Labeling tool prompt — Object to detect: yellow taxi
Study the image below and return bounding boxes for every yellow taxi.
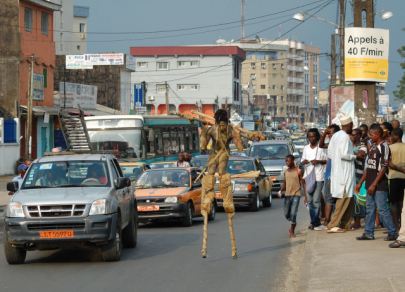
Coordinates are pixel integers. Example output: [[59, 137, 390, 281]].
[[134, 167, 215, 226]]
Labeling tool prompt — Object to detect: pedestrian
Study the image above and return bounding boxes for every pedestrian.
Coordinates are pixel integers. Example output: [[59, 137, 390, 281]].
[[391, 120, 405, 143], [315, 124, 340, 230], [302, 128, 327, 230], [381, 122, 393, 144], [327, 116, 357, 233], [387, 128, 405, 233], [279, 154, 307, 238], [172, 153, 190, 167], [355, 126, 398, 241], [8, 164, 29, 196], [184, 152, 193, 167], [350, 128, 368, 229]]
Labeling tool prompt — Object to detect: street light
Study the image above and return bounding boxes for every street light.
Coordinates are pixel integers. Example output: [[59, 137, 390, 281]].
[[381, 11, 394, 21]]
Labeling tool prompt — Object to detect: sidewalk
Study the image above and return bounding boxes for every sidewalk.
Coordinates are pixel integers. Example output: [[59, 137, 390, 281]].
[[297, 227, 405, 292]]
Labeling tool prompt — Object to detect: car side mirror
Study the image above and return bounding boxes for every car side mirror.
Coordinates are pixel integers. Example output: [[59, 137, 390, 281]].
[[293, 152, 300, 158], [7, 181, 19, 192], [259, 172, 266, 176], [116, 177, 131, 189]]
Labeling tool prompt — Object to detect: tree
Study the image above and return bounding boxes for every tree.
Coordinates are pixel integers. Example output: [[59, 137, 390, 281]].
[[394, 28, 405, 101]]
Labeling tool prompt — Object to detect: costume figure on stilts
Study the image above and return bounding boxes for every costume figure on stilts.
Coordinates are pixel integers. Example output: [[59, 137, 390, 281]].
[[200, 109, 243, 259]]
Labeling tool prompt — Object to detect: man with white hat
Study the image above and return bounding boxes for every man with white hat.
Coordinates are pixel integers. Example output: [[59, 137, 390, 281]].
[[327, 115, 358, 233]]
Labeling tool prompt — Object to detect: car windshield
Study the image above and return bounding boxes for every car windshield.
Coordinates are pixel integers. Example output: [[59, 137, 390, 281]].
[[190, 157, 208, 169], [121, 165, 143, 181], [249, 144, 290, 160], [150, 162, 176, 169], [226, 160, 255, 174], [293, 141, 306, 146], [21, 161, 110, 189], [135, 170, 190, 189]]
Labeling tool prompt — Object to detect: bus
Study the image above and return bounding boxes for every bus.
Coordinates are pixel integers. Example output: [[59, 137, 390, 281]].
[[85, 115, 200, 163]]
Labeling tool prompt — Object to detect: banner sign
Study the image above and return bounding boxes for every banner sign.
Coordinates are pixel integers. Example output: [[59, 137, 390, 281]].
[[136, 107, 146, 114], [85, 53, 124, 66], [345, 28, 389, 83], [243, 122, 255, 131], [379, 94, 389, 115], [66, 55, 93, 69], [59, 82, 97, 109], [134, 84, 144, 106], [126, 56, 136, 71], [33, 73, 44, 101]]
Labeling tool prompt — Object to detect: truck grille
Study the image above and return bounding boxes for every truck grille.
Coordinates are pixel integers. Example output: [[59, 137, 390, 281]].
[[267, 171, 282, 177], [25, 204, 87, 218], [28, 223, 85, 230]]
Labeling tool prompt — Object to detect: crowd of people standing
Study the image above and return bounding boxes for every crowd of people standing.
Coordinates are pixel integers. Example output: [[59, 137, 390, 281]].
[[280, 116, 405, 246]]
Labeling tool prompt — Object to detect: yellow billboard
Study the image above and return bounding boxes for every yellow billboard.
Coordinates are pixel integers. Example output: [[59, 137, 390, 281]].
[[345, 28, 389, 83]]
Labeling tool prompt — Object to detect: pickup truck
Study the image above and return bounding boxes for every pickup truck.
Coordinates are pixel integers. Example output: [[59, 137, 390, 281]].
[[4, 154, 137, 264]]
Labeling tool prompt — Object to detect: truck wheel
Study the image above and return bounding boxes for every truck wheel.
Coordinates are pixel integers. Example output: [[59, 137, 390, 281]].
[[182, 202, 193, 227], [263, 192, 272, 207], [102, 216, 122, 262], [3, 231, 26, 265], [208, 201, 216, 221], [249, 189, 260, 212], [122, 210, 137, 248]]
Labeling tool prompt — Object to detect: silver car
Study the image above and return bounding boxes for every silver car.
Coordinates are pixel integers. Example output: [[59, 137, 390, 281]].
[[247, 140, 300, 195], [4, 154, 137, 264]]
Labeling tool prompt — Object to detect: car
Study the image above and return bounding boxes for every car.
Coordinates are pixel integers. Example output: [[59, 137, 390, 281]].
[[277, 130, 290, 137], [120, 162, 150, 182], [214, 156, 272, 211], [290, 133, 301, 141], [134, 167, 213, 226], [4, 154, 137, 264], [293, 140, 307, 153], [271, 133, 286, 140], [150, 161, 176, 169], [247, 140, 300, 195]]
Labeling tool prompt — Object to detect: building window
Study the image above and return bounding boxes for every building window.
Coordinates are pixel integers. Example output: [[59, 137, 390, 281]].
[[250, 74, 256, 79], [305, 74, 309, 82], [177, 85, 186, 90], [43, 68, 47, 88], [157, 84, 166, 93], [280, 52, 284, 57], [77, 45, 80, 50], [41, 12, 48, 35], [260, 74, 266, 78], [178, 61, 186, 67], [190, 85, 198, 90], [190, 61, 198, 67], [314, 54, 318, 62], [261, 63, 266, 69], [281, 85, 284, 90], [281, 96, 284, 101], [272, 63, 277, 69], [157, 62, 169, 70], [281, 64, 284, 69], [251, 63, 256, 69], [272, 74, 276, 78], [137, 62, 147, 68], [272, 85, 276, 90], [260, 85, 265, 89], [80, 23, 85, 33], [60, 33, 63, 51], [305, 52, 309, 61], [24, 8, 33, 32], [314, 75, 318, 83]]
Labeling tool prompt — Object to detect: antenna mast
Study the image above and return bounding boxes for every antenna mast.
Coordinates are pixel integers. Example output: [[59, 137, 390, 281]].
[[241, 0, 245, 40]]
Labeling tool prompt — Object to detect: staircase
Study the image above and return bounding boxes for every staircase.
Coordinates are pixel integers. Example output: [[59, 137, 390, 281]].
[[59, 106, 92, 152]]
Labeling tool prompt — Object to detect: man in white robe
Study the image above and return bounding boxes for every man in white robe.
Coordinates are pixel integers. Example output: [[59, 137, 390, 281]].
[[327, 116, 357, 232]]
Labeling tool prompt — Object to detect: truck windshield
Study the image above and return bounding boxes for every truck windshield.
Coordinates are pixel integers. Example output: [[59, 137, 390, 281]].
[[21, 161, 110, 189], [249, 144, 290, 160]]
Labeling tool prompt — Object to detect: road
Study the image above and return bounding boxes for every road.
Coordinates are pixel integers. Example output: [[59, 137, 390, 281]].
[[0, 198, 303, 292]]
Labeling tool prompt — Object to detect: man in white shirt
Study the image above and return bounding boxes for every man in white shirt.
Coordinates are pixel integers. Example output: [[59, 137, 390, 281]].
[[302, 128, 327, 230], [173, 153, 190, 168], [327, 115, 358, 233], [391, 120, 405, 143]]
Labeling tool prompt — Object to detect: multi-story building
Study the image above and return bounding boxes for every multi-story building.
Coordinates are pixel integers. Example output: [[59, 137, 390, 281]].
[[53, 0, 89, 55], [129, 46, 246, 116]]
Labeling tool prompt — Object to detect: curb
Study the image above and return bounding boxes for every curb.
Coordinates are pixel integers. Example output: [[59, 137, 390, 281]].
[[297, 229, 317, 292]]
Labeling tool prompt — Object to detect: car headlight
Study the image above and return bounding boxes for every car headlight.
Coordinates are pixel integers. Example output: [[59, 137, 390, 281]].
[[165, 197, 178, 203], [89, 199, 107, 215], [8, 202, 25, 218], [234, 183, 252, 192]]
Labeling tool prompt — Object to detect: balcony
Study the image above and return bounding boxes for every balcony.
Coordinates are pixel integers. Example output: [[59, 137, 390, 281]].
[[287, 77, 304, 84], [286, 65, 304, 72], [287, 88, 304, 95], [287, 54, 304, 62]]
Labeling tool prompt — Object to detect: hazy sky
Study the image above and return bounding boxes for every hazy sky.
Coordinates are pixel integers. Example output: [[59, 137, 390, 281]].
[[75, 0, 404, 106]]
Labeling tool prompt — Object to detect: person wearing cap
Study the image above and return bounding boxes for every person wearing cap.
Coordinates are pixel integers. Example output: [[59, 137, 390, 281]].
[[327, 116, 360, 233], [8, 164, 28, 195]]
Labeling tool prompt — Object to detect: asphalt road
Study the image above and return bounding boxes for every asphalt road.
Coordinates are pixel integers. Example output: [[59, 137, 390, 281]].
[[0, 198, 302, 292]]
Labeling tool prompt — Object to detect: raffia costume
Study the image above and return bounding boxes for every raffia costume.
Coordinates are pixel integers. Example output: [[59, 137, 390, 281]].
[[201, 123, 239, 259]]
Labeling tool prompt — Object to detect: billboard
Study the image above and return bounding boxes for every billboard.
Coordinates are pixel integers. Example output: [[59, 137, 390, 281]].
[[66, 55, 93, 69], [58, 82, 97, 109], [33, 73, 44, 101], [85, 53, 124, 66], [126, 55, 136, 71], [134, 84, 144, 107], [345, 28, 389, 83], [330, 85, 356, 126], [379, 94, 389, 115]]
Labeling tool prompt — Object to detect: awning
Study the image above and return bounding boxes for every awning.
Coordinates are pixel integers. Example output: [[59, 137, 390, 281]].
[[21, 105, 123, 117], [20, 106, 60, 116]]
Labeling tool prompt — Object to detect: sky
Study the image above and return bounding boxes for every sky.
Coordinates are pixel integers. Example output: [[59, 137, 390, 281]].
[[75, 0, 404, 106]]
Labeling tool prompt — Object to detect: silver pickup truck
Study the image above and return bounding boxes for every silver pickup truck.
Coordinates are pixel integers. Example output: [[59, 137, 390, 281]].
[[4, 154, 137, 264]]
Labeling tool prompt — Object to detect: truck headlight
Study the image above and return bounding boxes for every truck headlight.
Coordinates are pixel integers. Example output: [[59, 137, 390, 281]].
[[89, 199, 107, 215], [8, 202, 25, 218], [234, 183, 252, 192], [165, 197, 178, 203]]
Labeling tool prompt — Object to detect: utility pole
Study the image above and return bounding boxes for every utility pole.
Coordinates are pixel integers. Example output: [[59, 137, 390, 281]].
[[63, 64, 66, 108], [353, 0, 376, 126], [25, 54, 34, 158], [165, 81, 169, 115], [241, 0, 245, 40], [331, 34, 337, 85], [339, 0, 345, 82]]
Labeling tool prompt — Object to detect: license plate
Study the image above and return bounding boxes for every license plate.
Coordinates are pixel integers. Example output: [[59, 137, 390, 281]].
[[39, 230, 74, 238], [271, 177, 277, 181], [138, 205, 160, 212]]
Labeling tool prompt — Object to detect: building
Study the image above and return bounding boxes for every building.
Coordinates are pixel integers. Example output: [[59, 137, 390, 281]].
[[53, 0, 89, 55], [129, 46, 246, 116]]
